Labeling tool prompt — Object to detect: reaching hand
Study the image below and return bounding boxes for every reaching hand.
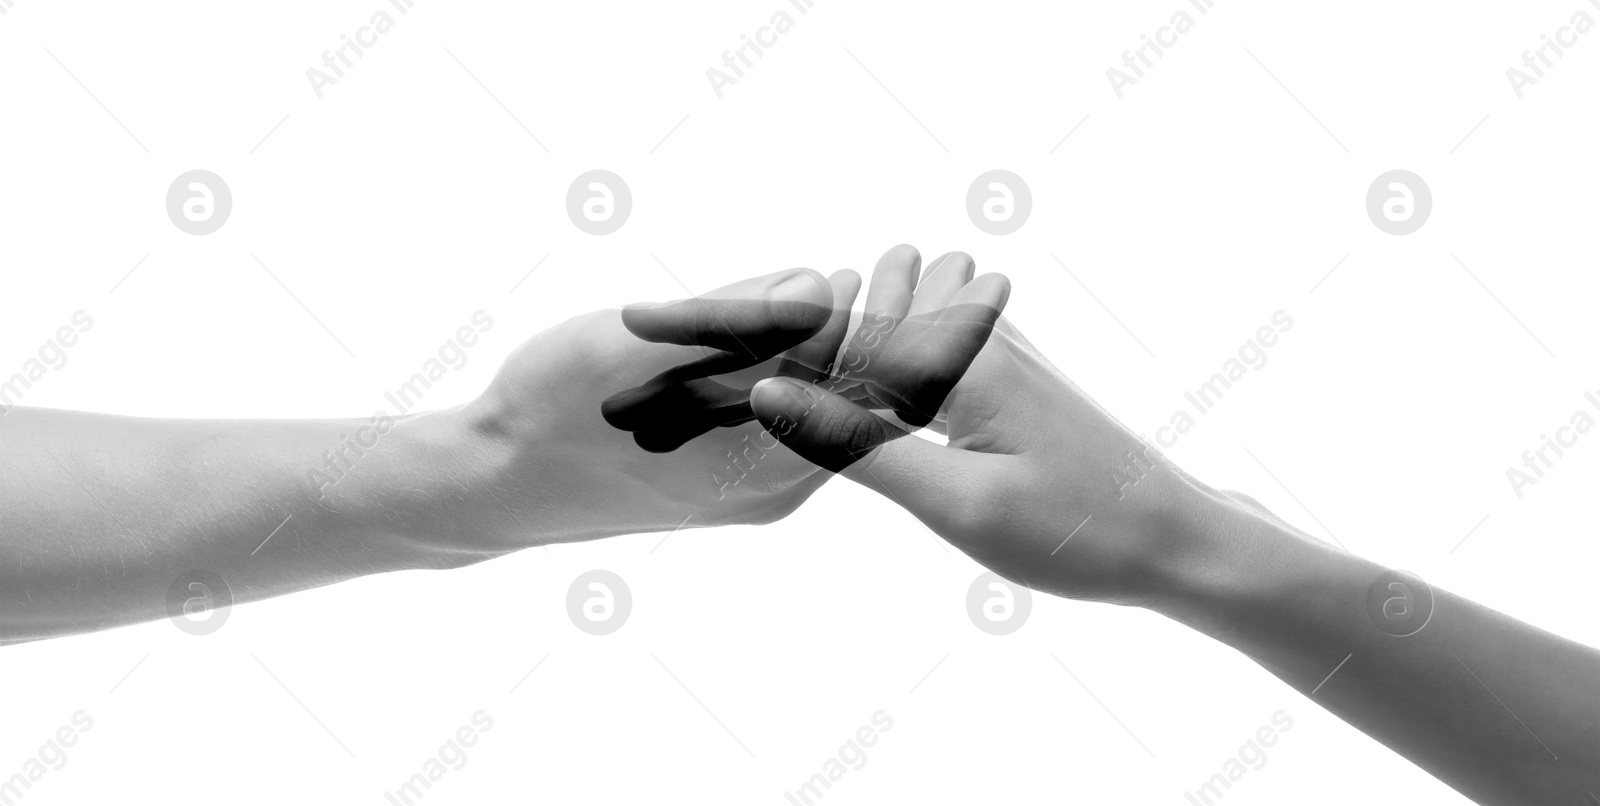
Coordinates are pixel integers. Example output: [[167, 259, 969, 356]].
[[746, 244, 1220, 605], [744, 245, 1600, 805], [455, 266, 863, 547]]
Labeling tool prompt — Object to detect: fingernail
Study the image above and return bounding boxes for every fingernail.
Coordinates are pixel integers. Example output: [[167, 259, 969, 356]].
[[771, 270, 819, 300], [751, 377, 798, 411]]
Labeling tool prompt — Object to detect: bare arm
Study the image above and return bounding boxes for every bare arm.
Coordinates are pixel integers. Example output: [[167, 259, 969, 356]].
[[0, 267, 850, 642], [741, 243, 1600, 804], [1154, 493, 1600, 804], [0, 406, 495, 641]]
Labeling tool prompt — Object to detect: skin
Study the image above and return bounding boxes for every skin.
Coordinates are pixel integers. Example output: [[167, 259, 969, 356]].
[[747, 245, 1600, 806], [3, 245, 1594, 803], [0, 267, 863, 642]]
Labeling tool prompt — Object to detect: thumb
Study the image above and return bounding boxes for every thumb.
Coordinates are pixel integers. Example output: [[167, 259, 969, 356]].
[[749, 376, 966, 521]]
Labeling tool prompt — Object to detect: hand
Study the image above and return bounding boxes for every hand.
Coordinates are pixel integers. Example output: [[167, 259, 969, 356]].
[[747, 245, 1228, 606], [0, 265, 870, 636], [450, 266, 862, 548]]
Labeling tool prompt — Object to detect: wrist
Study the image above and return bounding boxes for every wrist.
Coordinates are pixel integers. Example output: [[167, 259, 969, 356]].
[[448, 388, 592, 549], [1137, 488, 1261, 619], [1143, 490, 1379, 648], [325, 405, 515, 569]]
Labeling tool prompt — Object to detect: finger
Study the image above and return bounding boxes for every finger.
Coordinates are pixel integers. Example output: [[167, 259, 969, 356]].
[[861, 244, 921, 322], [939, 271, 1011, 323], [777, 269, 862, 383], [630, 389, 752, 452], [749, 377, 971, 521], [831, 245, 920, 409], [603, 267, 834, 442], [906, 251, 975, 318], [621, 268, 832, 360], [852, 274, 1010, 428], [601, 376, 748, 434]]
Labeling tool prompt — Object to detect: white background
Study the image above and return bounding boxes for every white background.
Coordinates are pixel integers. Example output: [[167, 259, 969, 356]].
[[2, 1, 1598, 803]]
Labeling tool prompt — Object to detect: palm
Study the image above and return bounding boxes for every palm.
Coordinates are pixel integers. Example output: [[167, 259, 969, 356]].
[[470, 269, 849, 544]]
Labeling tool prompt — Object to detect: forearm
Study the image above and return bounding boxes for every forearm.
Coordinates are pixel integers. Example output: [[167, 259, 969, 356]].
[[1150, 497, 1600, 804], [0, 406, 499, 642]]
